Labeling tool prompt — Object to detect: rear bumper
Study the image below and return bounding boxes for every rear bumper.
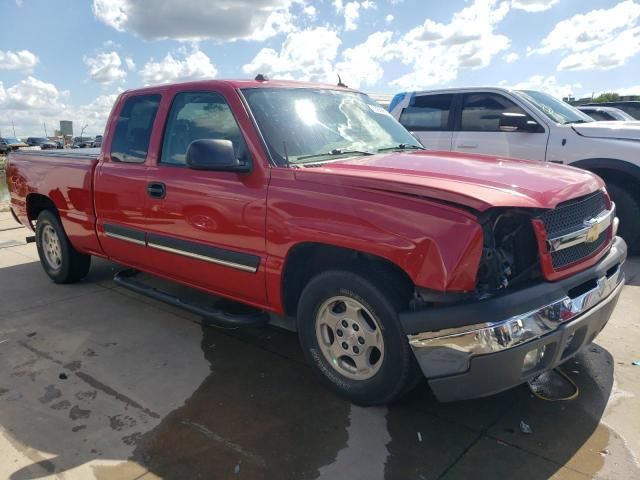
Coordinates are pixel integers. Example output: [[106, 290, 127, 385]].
[[404, 236, 626, 402]]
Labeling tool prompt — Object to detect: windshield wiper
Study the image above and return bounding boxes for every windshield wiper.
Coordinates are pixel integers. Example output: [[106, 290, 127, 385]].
[[564, 119, 590, 125], [296, 149, 373, 162], [377, 144, 425, 152]]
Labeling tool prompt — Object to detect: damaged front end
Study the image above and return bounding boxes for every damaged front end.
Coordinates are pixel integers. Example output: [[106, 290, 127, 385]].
[[475, 208, 541, 297]]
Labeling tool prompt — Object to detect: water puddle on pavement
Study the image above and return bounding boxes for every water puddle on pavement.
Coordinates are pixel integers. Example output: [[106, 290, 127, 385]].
[[92, 322, 639, 480]]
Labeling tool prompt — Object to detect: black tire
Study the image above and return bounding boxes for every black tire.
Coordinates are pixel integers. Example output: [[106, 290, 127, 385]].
[[35, 210, 91, 283], [607, 183, 640, 254], [297, 269, 420, 405]]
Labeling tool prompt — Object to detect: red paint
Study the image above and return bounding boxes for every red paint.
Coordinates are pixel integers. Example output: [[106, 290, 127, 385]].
[[4, 79, 613, 315]]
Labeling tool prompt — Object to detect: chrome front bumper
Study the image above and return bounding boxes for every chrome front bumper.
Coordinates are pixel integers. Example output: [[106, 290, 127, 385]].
[[406, 238, 626, 392]]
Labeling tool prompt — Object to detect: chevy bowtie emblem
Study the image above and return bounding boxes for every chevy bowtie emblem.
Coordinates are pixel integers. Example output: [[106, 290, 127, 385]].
[[584, 218, 600, 243]]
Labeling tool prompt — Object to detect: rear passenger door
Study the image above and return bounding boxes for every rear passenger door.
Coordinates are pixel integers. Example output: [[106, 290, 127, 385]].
[[451, 92, 549, 161], [397, 93, 454, 151], [95, 93, 162, 269]]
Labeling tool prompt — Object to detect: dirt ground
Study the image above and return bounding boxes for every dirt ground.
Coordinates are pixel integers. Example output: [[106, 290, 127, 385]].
[[0, 210, 639, 480]]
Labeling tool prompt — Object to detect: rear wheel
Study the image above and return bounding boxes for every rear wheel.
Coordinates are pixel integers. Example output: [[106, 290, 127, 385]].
[[297, 269, 420, 405], [35, 210, 91, 283], [607, 183, 640, 253]]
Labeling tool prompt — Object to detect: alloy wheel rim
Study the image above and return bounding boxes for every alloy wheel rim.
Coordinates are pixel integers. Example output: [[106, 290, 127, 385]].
[[315, 295, 385, 380], [42, 225, 62, 270]]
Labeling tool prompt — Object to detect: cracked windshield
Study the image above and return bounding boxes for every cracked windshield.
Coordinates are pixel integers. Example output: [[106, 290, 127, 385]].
[[242, 88, 423, 165]]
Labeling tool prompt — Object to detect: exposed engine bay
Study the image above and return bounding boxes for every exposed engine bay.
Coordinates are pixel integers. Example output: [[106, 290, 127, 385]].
[[476, 209, 541, 297]]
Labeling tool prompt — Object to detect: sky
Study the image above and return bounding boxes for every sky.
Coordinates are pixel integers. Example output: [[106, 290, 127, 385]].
[[1, 0, 640, 137]]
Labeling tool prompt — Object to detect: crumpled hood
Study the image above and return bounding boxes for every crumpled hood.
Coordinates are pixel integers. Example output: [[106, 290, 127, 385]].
[[293, 151, 603, 211], [572, 121, 640, 140]]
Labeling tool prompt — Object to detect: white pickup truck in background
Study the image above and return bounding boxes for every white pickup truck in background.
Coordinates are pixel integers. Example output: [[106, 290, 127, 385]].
[[389, 88, 640, 252]]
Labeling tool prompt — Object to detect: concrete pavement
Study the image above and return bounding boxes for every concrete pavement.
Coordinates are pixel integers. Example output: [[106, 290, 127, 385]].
[[0, 210, 639, 480]]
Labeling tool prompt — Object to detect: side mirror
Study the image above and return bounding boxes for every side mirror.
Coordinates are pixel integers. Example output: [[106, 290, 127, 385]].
[[499, 113, 542, 133], [186, 139, 250, 172]]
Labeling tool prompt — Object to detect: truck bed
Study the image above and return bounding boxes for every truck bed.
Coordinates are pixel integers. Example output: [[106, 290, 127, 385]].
[[6, 149, 103, 255], [11, 148, 101, 160]]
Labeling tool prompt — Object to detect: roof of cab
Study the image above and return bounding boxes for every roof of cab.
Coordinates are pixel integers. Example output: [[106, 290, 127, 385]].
[[121, 78, 360, 95]]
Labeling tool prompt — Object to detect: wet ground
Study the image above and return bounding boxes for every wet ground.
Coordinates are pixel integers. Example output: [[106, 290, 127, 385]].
[[0, 209, 639, 479]]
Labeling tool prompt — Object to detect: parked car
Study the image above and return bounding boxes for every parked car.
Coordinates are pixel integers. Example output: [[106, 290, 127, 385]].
[[92, 135, 103, 148], [26, 137, 58, 150], [582, 101, 640, 120], [6, 79, 626, 404], [389, 87, 640, 252], [72, 137, 95, 149], [53, 140, 64, 149], [0, 137, 29, 151], [577, 106, 637, 122], [0, 138, 11, 154]]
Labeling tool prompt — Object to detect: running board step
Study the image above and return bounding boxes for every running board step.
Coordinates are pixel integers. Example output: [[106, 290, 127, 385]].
[[113, 269, 269, 328]]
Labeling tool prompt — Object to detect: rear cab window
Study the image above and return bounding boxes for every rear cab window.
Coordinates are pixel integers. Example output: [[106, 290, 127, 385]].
[[110, 94, 161, 163], [398, 94, 454, 131]]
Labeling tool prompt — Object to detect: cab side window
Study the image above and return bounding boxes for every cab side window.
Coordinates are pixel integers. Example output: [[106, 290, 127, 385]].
[[460, 93, 529, 132], [110, 95, 160, 163], [160, 91, 248, 166], [398, 94, 453, 131]]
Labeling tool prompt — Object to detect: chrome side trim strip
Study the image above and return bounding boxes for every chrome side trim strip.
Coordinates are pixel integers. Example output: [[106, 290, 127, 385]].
[[147, 242, 258, 273], [105, 232, 146, 246], [547, 203, 615, 253]]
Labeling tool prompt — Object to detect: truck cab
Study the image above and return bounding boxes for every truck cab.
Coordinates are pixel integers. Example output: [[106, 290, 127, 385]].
[[389, 87, 640, 251]]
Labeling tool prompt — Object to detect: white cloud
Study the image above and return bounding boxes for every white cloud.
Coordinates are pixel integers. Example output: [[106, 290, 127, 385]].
[[533, 0, 640, 70], [557, 27, 640, 71], [303, 5, 316, 16], [0, 76, 121, 137], [511, 0, 558, 12], [510, 75, 582, 99], [125, 56, 135, 70], [504, 52, 519, 63], [615, 85, 640, 96], [343, 1, 375, 31], [140, 49, 218, 85], [385, 14, 394, 24], [84, 51, 127, 85], [335, 32, 393, 88], [243, 27, 341, 82], [92, 0, 296, 41], [387, 0, 511, 90], [1, 76, 67, 113], [0, 49, 39, 71]]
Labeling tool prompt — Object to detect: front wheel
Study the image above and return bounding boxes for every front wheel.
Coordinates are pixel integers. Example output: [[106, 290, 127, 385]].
[[297, 269, 420, 405], [607, 183, 640, 253], [35, 210, 91, 283]]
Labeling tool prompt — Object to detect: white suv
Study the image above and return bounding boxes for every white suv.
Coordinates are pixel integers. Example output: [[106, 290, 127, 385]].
[[389, 87, 640, 252]]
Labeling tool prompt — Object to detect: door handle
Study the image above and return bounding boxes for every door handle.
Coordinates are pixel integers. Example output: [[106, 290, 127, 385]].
[[147, 182, 166, 199], [456, 143, 478, 148]]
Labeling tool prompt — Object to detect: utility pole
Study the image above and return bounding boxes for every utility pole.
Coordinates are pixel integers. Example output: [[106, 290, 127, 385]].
[[43, 122, 48, 137], [12, 120, 16, 137]]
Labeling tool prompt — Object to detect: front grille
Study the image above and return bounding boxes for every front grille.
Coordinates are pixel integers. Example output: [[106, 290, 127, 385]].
[[540, 190, 607, 237], [551, 230, 608, 268], [539, 190, 609, 269]]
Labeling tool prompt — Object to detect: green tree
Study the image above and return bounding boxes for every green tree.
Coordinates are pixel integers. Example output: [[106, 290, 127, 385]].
[[592, 92, 621, 103]]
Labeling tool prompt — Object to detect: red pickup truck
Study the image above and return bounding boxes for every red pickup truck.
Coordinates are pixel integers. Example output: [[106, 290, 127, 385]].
[[5, 79, 626, 404]]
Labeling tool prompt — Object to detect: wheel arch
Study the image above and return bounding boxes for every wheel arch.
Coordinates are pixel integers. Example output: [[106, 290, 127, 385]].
[[280, 242, 415, 318], [571, 158, 640, 193], [26, 193, 59, 226]]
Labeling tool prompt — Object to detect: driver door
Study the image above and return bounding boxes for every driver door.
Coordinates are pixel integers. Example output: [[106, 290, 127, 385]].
[[451, 92, 549, 161], [144, 88, 269, 305]]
